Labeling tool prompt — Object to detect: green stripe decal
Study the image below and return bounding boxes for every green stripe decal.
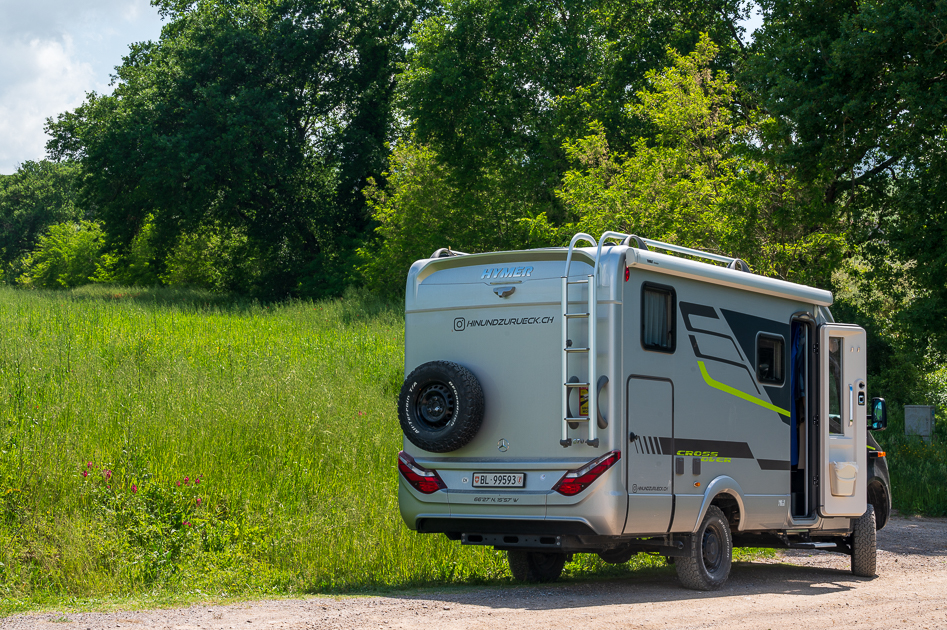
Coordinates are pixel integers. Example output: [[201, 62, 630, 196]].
[[698, 361, 790, 417]]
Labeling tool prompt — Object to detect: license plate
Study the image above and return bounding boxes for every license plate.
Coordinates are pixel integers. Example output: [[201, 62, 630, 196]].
[[472, 472, 525, 488]]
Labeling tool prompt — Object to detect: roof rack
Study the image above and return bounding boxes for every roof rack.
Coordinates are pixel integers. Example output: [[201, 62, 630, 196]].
[[574, 232, 751, 274]]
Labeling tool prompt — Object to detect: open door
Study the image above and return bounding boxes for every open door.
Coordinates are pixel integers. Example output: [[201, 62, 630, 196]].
[[818, 324, 868, 518]]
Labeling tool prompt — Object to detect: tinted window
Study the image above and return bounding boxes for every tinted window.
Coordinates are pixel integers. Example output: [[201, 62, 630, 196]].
[[828, 336, 843, 435], [641, 283, 676, 353], [757, 334, 785, 385]]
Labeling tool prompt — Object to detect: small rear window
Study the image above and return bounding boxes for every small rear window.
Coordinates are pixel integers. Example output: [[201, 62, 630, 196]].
[[641, 283, 676, 353], [757, 334, 785, 385]]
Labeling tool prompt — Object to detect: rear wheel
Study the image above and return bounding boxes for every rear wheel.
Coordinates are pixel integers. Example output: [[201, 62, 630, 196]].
[[851, 505, 877, 577], [676, 506, 732, 590], [508, 550, 567, 583]]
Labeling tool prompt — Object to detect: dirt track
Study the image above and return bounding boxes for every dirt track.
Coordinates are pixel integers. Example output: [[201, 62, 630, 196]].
[[5, 515, 946, 630]]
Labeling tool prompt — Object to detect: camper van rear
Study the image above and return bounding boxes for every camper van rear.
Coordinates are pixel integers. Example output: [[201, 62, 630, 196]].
[[397, 233, 888, 590]]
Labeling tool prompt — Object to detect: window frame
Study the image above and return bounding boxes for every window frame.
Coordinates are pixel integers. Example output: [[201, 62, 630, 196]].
[[640, 282, 677, 354], [755, 332, 786, 386]]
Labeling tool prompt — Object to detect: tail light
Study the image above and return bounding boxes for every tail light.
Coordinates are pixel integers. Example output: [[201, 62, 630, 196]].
[[398, 451, 446, 494], [553, 450, 621, 496]]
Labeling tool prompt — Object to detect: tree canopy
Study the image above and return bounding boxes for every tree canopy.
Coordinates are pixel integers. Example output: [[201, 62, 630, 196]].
[[745, 0, 947, 358], [0, 160, 82, 280], [46, 0, 424, 297], [15, 0, 946, 402]]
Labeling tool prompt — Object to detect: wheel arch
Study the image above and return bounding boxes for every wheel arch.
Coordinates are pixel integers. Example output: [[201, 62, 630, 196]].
[[691, 476, 747, 533], [866, 476, 890, 530]]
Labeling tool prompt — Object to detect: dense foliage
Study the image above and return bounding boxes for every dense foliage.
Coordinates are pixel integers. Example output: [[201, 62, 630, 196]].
[[0, 161, 82, 281], [744, 0, 947, 378], [45, 0, 425, 298], [0, 0, 939, 406]]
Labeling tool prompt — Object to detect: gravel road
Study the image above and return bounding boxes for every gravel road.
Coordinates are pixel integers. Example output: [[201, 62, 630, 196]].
[[5, 514, 946, 630]]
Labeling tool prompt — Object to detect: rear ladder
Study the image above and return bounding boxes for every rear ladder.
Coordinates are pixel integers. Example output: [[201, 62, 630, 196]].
[[560, 231, 628, 448]]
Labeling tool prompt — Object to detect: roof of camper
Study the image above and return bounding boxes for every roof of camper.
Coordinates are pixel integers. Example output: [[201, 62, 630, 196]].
[[410, 243, 833, 307]]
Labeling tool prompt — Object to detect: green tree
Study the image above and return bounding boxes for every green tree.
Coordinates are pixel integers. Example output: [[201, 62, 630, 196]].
[[745, 0, 947, 356], [17, 221, 114, 289], [0, 160, 82, 280], [47, 0, 424, 298], [360, 139, 544, 295], [551, 35, 844, 285], [397, 0, 752, 225]]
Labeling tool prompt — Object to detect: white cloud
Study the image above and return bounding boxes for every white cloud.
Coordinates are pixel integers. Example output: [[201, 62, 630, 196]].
[[0, 37, 100, 174], [0, 0, 164, 174]]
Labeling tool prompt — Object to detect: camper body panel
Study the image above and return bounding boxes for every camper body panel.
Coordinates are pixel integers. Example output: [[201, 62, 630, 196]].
[[401, 248, 628, 534], [621, 266, 811, 534], [399, 243, 870, 543]]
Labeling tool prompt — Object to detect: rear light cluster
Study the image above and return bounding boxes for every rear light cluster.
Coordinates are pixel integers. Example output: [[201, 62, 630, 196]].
[[398, 451, 446, 494], [552, 450, 621, 496]]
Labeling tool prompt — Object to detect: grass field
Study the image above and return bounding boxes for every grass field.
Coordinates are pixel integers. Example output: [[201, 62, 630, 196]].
[[874, 405, 947, 517], [5, 285, 940, 616], [0, 286, 701, 616]]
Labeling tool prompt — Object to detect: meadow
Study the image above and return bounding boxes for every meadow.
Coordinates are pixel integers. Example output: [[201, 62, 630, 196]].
[[875, 408, 947, 517], [1, 286, 940, 616], [0, 286, 674, 615]]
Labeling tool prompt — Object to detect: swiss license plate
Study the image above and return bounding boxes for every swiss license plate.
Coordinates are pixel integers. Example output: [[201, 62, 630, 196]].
[[472, 472, 525, 488]]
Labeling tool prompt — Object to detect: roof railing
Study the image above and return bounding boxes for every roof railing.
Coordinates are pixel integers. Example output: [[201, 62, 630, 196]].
[[573, 231, 752, 274]]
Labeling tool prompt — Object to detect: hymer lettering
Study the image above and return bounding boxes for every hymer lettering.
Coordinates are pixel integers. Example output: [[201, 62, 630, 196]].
[[480, 266, 534, 280]]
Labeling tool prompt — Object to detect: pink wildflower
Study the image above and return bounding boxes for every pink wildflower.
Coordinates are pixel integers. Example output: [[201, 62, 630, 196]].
[[184, 477, 189, 484], [87, 462, 93, 468], [82, 470, 88, 477], [196, 497, 202, 506], [132, 484, 138, 493]]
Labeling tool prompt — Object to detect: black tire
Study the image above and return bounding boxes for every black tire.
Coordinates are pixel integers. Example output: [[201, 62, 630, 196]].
[[676, 505, 732, 591], [399, 361, 484, 453], [851, 505, 877, 577], [597, 548, 634, 565], [508, 550, 566, 583]]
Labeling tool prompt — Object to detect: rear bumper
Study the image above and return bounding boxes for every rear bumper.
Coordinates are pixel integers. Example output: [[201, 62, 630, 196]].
[[417, 517, 597, 536], [399, 465, 628, 536]]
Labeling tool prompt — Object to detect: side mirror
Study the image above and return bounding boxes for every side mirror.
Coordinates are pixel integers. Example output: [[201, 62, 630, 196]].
[[869, 397, 887, 431]]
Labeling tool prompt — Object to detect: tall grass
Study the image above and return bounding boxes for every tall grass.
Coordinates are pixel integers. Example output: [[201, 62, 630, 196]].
[[0, 286, 682, 614], [874, 404, 947, 517], [0, 286, 517, 612]]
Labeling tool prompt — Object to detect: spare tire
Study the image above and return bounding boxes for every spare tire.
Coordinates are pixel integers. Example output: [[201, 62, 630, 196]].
[[399, 361, 485, 453]]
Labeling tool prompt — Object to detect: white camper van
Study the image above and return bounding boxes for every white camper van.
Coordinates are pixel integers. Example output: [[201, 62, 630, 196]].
[[397, 232, 888, 590]]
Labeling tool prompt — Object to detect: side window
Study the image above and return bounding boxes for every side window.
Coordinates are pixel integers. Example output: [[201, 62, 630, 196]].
[[641, 283, 676, 353], [757, 334, 785, 385], [828, 336, 843, 435]]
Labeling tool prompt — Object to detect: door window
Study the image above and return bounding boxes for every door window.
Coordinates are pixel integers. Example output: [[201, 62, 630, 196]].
[[828, 337, 843, 435]]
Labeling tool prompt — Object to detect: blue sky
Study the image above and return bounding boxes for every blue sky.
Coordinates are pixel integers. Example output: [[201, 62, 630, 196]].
[[0, 0, 165, 174], [0, 2, 763, 176]]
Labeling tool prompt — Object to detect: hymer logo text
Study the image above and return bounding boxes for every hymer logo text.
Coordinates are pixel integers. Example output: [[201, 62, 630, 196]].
[[481, 266, 534, 280]]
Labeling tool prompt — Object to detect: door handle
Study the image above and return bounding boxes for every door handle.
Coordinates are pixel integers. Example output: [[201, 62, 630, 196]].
[[849, 384, 854, 425]]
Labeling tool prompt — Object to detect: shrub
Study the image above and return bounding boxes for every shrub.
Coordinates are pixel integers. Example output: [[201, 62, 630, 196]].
[[17, 221, 115, 289]]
